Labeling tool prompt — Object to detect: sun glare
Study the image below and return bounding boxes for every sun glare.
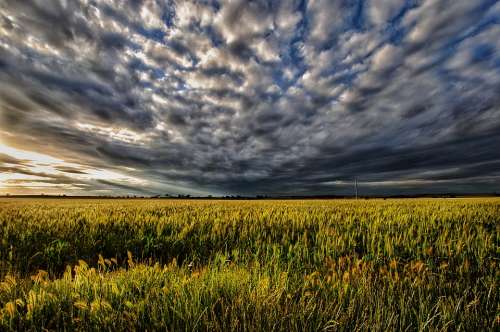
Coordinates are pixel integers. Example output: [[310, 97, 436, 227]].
[[0, 143, 148, 195]]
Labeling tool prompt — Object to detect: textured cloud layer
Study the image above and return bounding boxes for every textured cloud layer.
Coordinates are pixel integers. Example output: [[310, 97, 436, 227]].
[[1, 0, 500, 195]]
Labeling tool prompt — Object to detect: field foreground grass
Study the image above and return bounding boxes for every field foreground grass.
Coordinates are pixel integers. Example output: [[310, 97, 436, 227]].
[[0, 198, 498, 331]]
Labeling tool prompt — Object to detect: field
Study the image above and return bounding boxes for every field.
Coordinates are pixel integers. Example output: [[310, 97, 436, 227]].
[[0, 198, 498, 331]]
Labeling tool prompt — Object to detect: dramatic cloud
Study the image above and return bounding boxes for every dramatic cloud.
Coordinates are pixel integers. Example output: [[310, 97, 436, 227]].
[[1, 0, 499, 196]]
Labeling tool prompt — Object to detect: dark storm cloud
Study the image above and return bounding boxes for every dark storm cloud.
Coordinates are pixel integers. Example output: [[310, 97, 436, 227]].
[[97, 179, 154, 195], [1, 0, 500, 195]]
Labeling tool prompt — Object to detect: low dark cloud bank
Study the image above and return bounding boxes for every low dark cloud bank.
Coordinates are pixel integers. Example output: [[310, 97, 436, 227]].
[[1, 0, 500, 195]]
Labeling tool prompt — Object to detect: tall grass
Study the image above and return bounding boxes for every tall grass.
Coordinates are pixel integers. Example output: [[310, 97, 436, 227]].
[[0, 198, 498, 330]]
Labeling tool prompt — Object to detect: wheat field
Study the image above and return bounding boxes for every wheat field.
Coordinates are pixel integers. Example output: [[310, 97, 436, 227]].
[[0, 198, 498, 331]]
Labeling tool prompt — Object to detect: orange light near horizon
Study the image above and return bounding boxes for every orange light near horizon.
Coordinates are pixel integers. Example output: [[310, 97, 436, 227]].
[[0, 143, 148, 195]]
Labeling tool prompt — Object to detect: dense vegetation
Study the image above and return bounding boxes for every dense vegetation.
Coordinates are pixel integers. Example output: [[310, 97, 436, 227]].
[[0, 198, 498, 331]]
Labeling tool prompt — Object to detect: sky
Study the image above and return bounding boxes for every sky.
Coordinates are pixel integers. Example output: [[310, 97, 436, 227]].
[[0, 0, 500, 197]]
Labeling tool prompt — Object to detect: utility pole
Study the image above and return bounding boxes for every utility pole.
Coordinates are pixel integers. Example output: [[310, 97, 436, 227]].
[[355, 178, 358, 199]]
